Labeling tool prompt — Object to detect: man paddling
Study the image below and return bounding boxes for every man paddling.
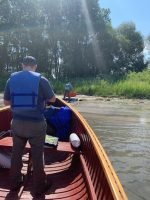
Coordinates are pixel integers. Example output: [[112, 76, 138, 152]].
[[63, 82, 73, 101], [4, 56, 56, 197]]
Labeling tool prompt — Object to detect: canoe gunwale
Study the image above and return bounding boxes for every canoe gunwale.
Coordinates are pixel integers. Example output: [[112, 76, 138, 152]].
[[60, 98, 128, 200]]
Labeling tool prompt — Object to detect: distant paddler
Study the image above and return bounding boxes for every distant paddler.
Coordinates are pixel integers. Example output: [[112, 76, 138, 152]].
[[63, 82, 76, 102]]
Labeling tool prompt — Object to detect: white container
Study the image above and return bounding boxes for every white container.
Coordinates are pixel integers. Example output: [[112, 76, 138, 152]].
[[69, 133, 81, 148]]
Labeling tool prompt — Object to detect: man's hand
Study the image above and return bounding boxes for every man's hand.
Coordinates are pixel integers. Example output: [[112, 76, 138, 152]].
[[4, 100, 11, 106], [47, 95, 56, 103]]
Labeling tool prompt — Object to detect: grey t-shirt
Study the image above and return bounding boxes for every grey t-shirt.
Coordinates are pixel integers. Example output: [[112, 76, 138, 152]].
[[4, 76, 55, 121]]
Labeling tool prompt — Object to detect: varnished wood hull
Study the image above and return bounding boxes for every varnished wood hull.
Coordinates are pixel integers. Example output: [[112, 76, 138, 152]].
[[0, 98, 128, 200]]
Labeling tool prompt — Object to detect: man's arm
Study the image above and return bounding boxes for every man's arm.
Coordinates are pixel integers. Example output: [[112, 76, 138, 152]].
[[4, 100, 11, 106], [4, 79, 11, 106], [47, 95, 56, 103], [40, 77, 56, 104]]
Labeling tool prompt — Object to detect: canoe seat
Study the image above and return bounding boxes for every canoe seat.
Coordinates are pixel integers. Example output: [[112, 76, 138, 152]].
[[0, 137, 78, 154], [45, 142, 78, 154]]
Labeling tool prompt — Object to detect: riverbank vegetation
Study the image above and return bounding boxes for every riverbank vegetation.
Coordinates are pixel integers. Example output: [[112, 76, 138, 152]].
[[1, 68, 150, 99], [51, 68, 150, 99], [74, 69, 150, 99]]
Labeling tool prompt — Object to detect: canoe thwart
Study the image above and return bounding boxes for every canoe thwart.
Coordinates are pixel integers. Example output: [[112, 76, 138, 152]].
[[0, 137, 79, 154]]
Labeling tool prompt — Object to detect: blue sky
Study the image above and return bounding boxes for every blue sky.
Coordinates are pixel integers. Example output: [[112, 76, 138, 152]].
[[100, 0, 150, 38]]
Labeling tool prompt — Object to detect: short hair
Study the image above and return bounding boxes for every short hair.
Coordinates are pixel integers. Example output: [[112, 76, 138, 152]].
[[22, 56, 37, 66]]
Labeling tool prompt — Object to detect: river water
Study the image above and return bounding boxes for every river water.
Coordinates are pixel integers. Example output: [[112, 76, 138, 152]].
[[74, 98, 150, 200]]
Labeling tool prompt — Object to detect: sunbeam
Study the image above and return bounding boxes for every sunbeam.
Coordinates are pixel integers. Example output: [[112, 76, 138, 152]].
[[81, 0, 104, 70]]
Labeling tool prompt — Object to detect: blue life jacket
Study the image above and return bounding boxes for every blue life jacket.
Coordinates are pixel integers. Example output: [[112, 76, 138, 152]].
[[64, 82, 73, 91], [44, 106, 72, 141], [10, 71, 41, 110]]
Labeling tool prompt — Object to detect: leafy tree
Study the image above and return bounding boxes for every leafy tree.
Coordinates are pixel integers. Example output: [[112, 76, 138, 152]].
[[0, 0, 147, 80], [114, 22, 147, 75], [0, 0, 43, 72]]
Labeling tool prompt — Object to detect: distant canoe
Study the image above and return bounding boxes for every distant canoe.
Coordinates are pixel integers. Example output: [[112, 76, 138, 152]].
[[0, 98, 128, 199], [67, 91, 77, 97]]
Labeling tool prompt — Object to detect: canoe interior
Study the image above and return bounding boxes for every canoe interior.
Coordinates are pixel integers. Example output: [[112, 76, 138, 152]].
[[0, 150, 89, 199], [0, 99, 127, 200]]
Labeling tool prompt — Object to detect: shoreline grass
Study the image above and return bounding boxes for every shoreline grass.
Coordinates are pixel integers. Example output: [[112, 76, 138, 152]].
[[1, 69, 150, 99], [52, 69, 150, 99]]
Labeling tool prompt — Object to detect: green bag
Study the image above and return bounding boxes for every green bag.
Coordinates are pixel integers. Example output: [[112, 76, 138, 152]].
[[45, 135, 59, 147]]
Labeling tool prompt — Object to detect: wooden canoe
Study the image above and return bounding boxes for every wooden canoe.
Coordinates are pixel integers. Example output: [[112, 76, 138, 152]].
[[0, 98, 128, 200], [66, 91, 77, 98]]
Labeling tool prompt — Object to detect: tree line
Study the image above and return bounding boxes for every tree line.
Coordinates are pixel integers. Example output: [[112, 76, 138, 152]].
[[0, 0, 148, 80]]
